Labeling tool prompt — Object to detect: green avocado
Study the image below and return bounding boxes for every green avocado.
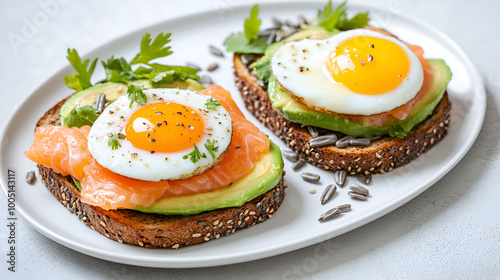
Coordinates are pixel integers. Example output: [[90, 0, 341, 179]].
[[268, 59, 452, 137], [59, 79, 204, 126], [135, 140, 283, 215]]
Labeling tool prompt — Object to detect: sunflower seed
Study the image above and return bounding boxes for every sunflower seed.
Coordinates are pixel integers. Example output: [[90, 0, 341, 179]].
[[207, 63, 219, 72], [307, 126, 319, 138], [336, 136, 353, 148], [186, 62, 201, 71], [241, 54, 255, 65], [349, 137, 371, 146], [199, 75, 213, 86], [337, 204, 351, 213], [358, 173, 372, 185], [370, 135, 382, 141], [275, 32, 285, 42], [298, 15, 308, 25], [318, 207, 341, 222], [348, 192, 367, 201], [292, 159, 306, 171], [209, 45, 224, 57], [95, 93, 106, 113], [301, 172, 320, 183], [320, 184, 337, 205], [282, 150, 298, 162], [272, 17, 282, 28], [309, 135, 337, 148], [285, 19, 299, 28], [349, 184, 369, 196], [266, 30, 277, 45], [335, 170, 346, 187], [25, 171, 36, 184]]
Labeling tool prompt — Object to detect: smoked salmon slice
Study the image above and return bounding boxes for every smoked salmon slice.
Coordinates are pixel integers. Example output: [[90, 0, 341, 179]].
[[25, 86, 270, 210]]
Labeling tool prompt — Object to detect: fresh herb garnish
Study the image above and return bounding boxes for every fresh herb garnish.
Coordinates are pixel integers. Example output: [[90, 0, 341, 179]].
[[205, 97, 221, 110], [101, 56, 136, 83], [204, 139, 219, 160], [130, 33, 173, 65], [127, 84, 147, 108], [224, 4, 268, 54], [388, 125, 407, 139], [64, 49, 98, 91], [183, 143, 206, 163], [318, 1, 369, 31], [65, 105, 99, 128], [108, 133, 126, 150]]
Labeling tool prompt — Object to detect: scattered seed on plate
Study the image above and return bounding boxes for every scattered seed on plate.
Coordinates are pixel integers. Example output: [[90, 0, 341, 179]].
[[318, 207, 341, 222], [309, 134, 338, 148], [349, 137, 371, 146], [95, 93, 106, 114], [358, 173, 372, 185], [309, 188, 316, 194], [350, 184, 369, 196], [336, 136, 353, 148], [301, 172, 320, 183], [199, 75, 214, 86], [292, 159, 306, 171], [307, 126, 319, 138], [370, 135, 382, 141], [207, 63, 219, 72], [272, 16, 282, 27], [298, 15, 308, 25], [209, 45, 224, 57], [320, 184, 337, 205], [285, 19, 299, 28], [337, 204, 351, 213], [241, 54, 255, 65], [348, 192, 367, 201], [334, 170, 346, 187], [282, 150, 298, 162], [25, 171, 36, 184], [186, 62, 201, 71], [266, 30, 277, 45]]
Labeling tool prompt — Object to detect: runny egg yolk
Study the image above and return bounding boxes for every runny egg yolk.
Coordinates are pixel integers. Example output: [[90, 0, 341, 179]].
[[125, 102, 204, 153], [328, 36, 410, 95]]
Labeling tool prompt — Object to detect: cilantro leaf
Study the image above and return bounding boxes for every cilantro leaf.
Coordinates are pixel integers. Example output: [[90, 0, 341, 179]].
[[337, 12, 369, 30], [64, 73, 83, 92], [204, 139, 219, 160], [317, 1, 347, 31], [130, 33, 173, 65], [127, 84, 147, 108], [205, 97, 221, 110], [388, 125, 408, 139], [65, 48, 98, 90], [244, 5, 261, 41], [65, 105, 99, 128], [102, 56, 136, 83], [183, 143, 206, 163], [108, 133, 126, 150]]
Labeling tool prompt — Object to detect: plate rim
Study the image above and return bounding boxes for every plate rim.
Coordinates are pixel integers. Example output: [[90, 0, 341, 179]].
[[0, 0, 486, 268]]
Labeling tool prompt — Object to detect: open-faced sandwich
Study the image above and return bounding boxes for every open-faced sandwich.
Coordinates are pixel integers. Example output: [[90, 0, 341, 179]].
[[226, 2, 452, 175], [24, 33, 285, 248]]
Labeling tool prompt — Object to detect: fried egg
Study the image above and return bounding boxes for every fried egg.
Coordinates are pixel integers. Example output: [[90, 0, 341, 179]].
[[270, 29, 424, 115], [87, 88, 232, 181]]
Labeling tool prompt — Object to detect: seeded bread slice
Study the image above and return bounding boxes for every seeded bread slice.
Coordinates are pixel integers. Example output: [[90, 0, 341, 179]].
[[35, 96, 286, 248], [233, 54, 451, 175]]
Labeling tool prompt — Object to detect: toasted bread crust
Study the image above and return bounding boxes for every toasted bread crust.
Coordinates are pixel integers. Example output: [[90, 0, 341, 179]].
[[35, 94, 286, 248], [233, 54, 451, 175]]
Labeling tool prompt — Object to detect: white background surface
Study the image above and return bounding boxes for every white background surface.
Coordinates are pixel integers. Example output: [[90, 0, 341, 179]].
[[0, 0, 499, 279]]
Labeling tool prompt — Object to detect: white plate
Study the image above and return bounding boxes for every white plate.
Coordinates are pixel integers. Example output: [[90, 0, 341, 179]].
[[0, 1, 485, 268]]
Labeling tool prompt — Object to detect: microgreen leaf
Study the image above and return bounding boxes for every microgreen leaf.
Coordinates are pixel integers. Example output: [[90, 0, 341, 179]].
[[317, 1, 347, 31], [183, 143, 206, 163], [63, 73, 83, 92], [205, 97, 221, 110], [127, 84, 147, 108], [337, 12, 370, 30], [130, 33, 173, 65], [65, 48, 97, 90], [108, 133, 126, 150], [64, 105, 99, 128], [244, 5, 261, 41], [204, 139, 219, 160]]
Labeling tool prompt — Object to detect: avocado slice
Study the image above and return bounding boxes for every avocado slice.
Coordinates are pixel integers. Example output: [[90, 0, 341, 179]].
[[135, 140, 283, 215], [268, 59, 452, 137], [59, 79, 204, 126]]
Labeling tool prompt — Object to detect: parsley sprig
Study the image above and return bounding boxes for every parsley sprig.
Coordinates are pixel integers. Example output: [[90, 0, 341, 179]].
[[108, 133, 126, 150], [205, 97, 221, 110], [127, 84, 147, 108], [224, 4, 268, 54], [64, 105, 99, 128], [183, 143, 206, 163], [65, 49, 98, 91], [318, 1, 369, 31], [204, 139, 219, 160], [130, 33, 173, 65]]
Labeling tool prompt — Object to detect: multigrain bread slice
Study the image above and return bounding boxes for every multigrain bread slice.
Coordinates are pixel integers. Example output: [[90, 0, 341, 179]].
[[35, 96, 286, 248], [233, 54, 451, 175]]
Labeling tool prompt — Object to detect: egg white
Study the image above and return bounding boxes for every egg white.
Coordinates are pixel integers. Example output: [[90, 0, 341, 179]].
[[87, 88, 232, 182], [270, 29, 424, 115]]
